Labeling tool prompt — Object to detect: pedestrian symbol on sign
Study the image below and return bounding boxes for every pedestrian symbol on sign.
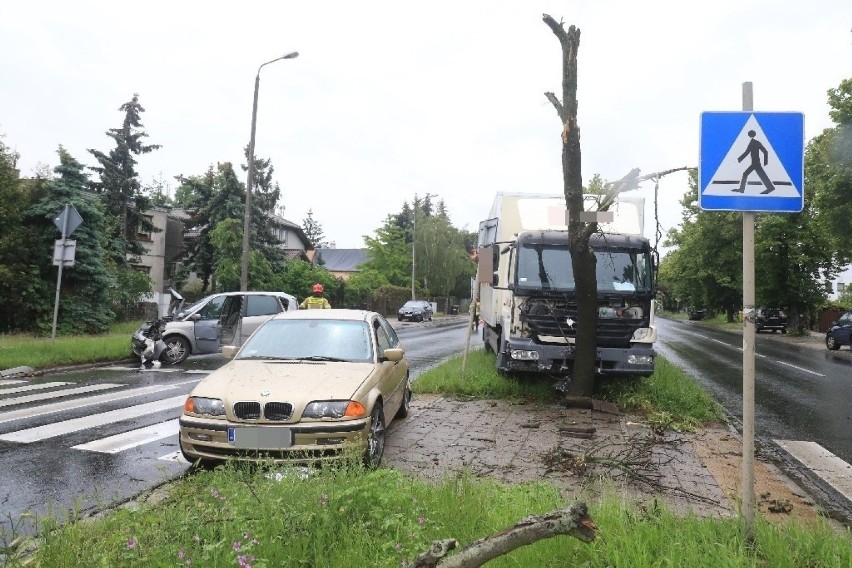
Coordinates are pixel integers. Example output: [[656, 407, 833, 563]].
[[733, 130, 776, 194]]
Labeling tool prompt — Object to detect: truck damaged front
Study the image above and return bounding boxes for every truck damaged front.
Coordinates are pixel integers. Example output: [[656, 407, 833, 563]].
[[497, 230, 656, 377]]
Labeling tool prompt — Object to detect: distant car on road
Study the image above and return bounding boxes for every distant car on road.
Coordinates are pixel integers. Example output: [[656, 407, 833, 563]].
[[132, 291, 297, 364], [179, 309, 411, 468], [398, 300, 433, 322], [826, 310, 852, 350], [755, 308, 787, 334]]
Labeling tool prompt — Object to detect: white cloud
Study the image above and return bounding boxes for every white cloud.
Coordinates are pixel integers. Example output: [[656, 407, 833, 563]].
[[2, 0, 849, 249]]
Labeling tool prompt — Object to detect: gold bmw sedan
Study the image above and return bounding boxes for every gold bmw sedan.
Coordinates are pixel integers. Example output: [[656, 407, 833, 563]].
[[179, 309, 410, 468]]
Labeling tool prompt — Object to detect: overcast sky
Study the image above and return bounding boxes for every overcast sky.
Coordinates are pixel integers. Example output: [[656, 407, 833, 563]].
[[2, 1, 850, 253]]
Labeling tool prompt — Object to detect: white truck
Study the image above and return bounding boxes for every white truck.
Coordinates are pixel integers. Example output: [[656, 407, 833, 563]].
[[476, 192, 656, 377]]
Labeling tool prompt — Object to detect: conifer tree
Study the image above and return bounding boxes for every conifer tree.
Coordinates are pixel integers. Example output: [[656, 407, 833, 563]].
[[88, 94, 161, 264], [302, 209, 326, 248], [24, 148, 114, 333]]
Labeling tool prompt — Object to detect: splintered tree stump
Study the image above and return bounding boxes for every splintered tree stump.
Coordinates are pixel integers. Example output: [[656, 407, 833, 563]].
[[410, 502, 596, 568]]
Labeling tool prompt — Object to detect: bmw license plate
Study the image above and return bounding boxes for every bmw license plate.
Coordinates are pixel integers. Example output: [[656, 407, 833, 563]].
[[228, 427, 293, 449]]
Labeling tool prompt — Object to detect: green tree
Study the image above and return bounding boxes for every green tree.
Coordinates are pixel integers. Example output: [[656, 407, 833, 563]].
[[145, 172, 174, 208], [242, 148, 286, 268], [661, 171, 743, 321], [810, 78, 852, 267], [22, 148, 115, 333], [361, 216, 412, 288], [302, 209, 326, 248], [344, 268, 390, 308], [0, 135, 45, 332], [88, 94, 161, 264], [274, 260, 340, 306], [414, 206, 475, 297]]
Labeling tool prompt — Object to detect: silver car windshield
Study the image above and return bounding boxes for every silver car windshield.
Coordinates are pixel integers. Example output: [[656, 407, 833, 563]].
[[236, 319, 373, 363]]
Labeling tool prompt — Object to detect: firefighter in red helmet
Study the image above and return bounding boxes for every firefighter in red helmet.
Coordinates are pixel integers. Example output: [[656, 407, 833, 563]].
[[299, 283, 332, 309]]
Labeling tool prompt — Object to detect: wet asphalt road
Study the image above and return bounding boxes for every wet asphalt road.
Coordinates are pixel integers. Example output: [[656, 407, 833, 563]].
[[0, 318, 471, 537], [655, 317, 852, 465]]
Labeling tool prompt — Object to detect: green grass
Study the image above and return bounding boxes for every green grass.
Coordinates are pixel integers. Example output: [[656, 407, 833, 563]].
[[412, 349, 556, 402], [414, 349, 725, 431], [10, 461, 849, 567], [0, 322, 140, 371]]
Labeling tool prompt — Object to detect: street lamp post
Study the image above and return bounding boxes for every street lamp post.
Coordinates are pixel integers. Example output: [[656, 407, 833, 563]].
[[240, 51, 299, 292]]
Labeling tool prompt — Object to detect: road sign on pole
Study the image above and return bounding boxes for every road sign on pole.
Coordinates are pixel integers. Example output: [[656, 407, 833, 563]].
[[700, 112, 804, 212], [53, 204, 83, 237], [51, 204, 83, 339]]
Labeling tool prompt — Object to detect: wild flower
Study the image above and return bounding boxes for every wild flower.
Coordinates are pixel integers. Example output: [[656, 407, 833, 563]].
[[126, 537, 137, 549], [417, 515, 427, 525], [232, 540, 242, 552]]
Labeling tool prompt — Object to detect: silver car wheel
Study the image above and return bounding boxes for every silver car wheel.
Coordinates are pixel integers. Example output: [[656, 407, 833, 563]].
[[364, 403, 386, 468], [161, 335, 190, 364]]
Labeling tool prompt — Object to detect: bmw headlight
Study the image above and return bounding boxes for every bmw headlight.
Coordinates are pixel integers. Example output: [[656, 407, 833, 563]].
[[303, 400, 366, 419], [184, 396, 225, 417]]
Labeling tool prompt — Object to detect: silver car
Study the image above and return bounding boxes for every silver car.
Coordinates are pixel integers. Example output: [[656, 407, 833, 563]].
[[132, 291, 297, 364]]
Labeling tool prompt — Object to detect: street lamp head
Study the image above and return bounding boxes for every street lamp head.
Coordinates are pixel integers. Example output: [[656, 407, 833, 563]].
[[282, 51, 299, 59]]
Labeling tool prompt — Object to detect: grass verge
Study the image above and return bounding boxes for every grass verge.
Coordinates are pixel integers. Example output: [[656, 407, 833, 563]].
[[0, 322, 140, 371], [9, 461, 849, 567]]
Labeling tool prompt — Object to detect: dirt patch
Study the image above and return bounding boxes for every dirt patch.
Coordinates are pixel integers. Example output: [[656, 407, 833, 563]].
[[384, 395, 827, 526], [690, 426, 824, 526]]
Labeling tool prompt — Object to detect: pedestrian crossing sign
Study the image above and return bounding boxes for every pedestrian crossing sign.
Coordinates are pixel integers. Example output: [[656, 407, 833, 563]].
[[700, 111, 804, 212]]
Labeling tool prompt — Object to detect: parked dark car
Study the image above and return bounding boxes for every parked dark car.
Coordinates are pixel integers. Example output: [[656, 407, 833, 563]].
[[755, 308, 787, 334], [826, 310, 852, 350], [688, 308, 705, 321], [397, 300, 433, 322]]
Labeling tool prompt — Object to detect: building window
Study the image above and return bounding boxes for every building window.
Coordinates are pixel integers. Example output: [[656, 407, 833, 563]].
[[137, 215, 154, 242]]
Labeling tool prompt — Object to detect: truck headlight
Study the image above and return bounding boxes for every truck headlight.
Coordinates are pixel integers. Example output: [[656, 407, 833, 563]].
[[632, 328, 653, 341], [510, 350, 539, 361], [627, 354, 653, 365]]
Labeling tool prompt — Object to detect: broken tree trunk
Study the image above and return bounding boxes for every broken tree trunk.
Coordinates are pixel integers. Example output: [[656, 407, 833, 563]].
[[542, 14, 598, 398], [410, 502, 596, 567]]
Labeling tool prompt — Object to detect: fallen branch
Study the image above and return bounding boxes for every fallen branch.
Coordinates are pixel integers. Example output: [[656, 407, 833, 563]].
[[410, 502, 596, 568]]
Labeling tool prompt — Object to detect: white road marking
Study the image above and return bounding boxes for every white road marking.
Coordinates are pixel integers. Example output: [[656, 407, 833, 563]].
[[0, 384, 121, 408], [73, 419, 179, 453], [0, 395, 187, 443], [776, 361, 825, 377], [0, 379, 199, 425], [0, 382, 71, 394], [158, 451, 189, 463], [775, 440, 852, 502], [182, 370, 212, 375], [0, 380, 28, 386], [693, 333, 824, 376]]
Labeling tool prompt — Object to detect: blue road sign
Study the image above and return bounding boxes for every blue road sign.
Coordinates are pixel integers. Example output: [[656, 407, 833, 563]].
[[700, 112, 804, 212]]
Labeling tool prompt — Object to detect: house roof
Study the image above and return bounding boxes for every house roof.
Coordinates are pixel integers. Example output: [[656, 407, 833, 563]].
[[313, 248, 369, 272]]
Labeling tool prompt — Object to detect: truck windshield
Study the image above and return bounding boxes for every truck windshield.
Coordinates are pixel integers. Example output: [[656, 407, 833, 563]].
[[515, 244, 652, 292]]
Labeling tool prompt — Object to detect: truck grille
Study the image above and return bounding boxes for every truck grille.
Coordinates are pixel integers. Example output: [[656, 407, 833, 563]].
[[519, 300, 640, 347]]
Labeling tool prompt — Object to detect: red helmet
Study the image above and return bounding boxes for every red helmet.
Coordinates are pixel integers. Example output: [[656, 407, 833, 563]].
[[312, 283, 324, 294]]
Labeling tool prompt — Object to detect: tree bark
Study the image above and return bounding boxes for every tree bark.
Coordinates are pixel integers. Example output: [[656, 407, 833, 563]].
[[542, 15, 598, 397], [411, 502, 596, 568]]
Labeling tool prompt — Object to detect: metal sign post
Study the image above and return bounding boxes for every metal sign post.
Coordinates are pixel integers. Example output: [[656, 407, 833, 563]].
[[699, 84, 805, 543], [741, 81, 757, 544], [51, 204, 83, 340]]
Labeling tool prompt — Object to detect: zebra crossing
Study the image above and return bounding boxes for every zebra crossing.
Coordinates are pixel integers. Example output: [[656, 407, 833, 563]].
[[0, 375, 203, 462]]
